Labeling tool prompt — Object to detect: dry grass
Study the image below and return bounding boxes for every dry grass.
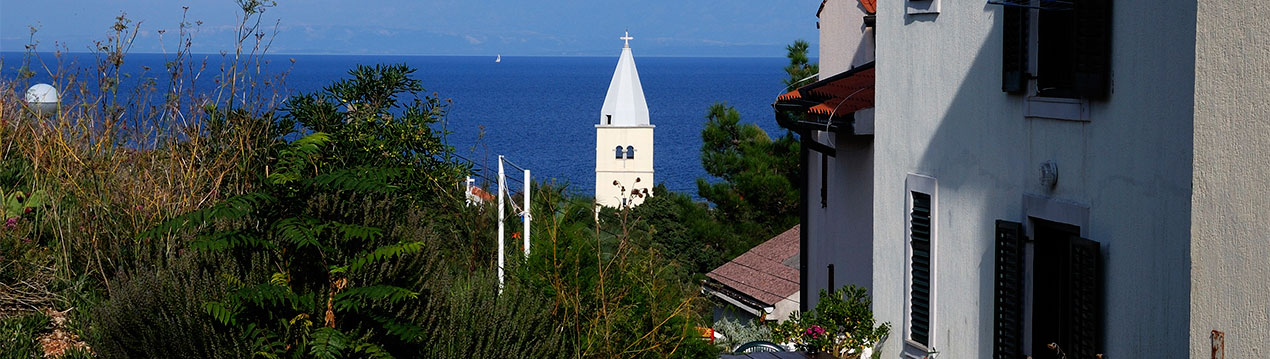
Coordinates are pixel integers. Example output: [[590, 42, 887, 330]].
[[0, 4, 286, 298]]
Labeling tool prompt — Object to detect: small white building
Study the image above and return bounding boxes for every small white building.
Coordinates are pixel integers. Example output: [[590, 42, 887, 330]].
[[777, 0, 1270, 358], [595, 32, 655, 208]]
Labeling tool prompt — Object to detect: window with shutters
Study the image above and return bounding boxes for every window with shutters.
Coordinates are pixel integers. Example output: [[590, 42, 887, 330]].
[[626, 145, 635, 159], [615, 146, 624, 159], [904, 174, 937, 355], [1000, 0, 1111, 119], [993, 218, 1103, 359]]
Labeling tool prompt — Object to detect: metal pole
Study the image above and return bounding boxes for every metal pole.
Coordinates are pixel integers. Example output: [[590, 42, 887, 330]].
[[497, 156, 505, 292], [523, 169, 531, 258], [465, 176, 474, 206]]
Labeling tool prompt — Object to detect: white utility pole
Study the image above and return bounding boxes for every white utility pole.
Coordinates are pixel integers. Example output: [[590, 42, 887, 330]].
[[495, 156, 531, 292], [522, 169, 531, 258], [497, 156, 506, 291]]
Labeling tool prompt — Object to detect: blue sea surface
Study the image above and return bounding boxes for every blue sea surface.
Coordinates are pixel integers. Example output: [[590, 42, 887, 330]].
[[1, 52, 792, 197]]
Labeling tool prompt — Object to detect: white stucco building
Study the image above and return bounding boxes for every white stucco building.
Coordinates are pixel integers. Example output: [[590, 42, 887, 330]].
[[595, 32, 654, 208], [777, 0, 1270, 358]]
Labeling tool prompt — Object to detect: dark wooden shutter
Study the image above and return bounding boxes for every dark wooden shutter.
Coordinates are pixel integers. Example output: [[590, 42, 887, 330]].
[[1065, 236, 1102, 359], [1002, 3, 1030, 94], [909, 192, 932, 347], [1074, 0, 1112, 99], [993, 220, 1025, 359]]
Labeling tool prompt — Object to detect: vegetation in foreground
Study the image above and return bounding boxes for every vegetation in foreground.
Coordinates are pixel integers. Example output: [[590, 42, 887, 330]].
[[0, 3, 821, 358]]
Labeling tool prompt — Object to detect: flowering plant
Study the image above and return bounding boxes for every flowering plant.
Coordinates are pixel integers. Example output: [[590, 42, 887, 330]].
[[772, 286, 890, 358]]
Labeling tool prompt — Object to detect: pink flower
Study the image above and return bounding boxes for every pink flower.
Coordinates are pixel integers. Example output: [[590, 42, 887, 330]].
[[4, 218, 17, 229], [805, 325, 826, 338]]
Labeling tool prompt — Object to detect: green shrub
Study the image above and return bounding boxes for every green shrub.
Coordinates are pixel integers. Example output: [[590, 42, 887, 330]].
[[0, 311, 49, 359], [416, 273, 566, 359], [89, 254, 249, 359], [713, 317, 774, 351], [772, 286, 890, 358]]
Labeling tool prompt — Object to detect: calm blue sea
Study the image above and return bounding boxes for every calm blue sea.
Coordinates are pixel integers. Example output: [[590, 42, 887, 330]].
[[1, 52, 792, 197]]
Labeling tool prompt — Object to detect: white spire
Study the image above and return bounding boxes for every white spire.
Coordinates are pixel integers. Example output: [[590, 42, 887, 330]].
[[599, 31, 650, 126]]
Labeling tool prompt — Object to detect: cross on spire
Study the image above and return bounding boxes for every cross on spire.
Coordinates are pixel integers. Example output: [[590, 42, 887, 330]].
[[620, 30, 633, 48]]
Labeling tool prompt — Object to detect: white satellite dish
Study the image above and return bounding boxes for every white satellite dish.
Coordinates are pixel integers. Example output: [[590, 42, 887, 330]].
[[25, 83, 59, 115]]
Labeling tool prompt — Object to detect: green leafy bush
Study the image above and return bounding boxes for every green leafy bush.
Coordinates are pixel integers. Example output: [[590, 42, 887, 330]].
[[143, 133, 426, 358], [89, 254, 249, 359], [713, 317, 774, 351], [772, 286, 890, 358], [415, 273, 566, 359], [520, 184, 712, 359], [0, 311, 48, 359]]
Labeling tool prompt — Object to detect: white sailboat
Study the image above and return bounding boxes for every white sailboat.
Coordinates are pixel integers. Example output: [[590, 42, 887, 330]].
[[496, 54, 501, 63]]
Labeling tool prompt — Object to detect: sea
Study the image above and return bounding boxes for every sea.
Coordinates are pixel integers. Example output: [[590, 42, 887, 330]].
[[1, 52, 793, 197]]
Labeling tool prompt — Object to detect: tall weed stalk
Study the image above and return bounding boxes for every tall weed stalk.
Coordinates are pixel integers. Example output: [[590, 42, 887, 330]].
[[0, 2, 289, 295]]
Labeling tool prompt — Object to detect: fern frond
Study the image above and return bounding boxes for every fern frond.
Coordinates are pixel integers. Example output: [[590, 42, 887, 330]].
[[350, 341, 394, 359], [332, 285, 418, 312], [347, 241, 424, 273], [203, 301, 241, 326], [291, 132, 332, 152], [233, 282, 296, 308], [270, 272, 290, 287], [242, 323, 285, 359], [271, 132, 332, 186], [273, 217, 322, 249], [191, 230, 274, 252], [137, 192, 275, 239], [318, 221, 384, 242], [369, 314, 425, 343], [308, 327, 348, 359], [308, 167, 402, 194]]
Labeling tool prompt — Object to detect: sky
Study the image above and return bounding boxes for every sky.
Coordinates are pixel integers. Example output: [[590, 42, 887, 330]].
[[1, 0, 821, 57]]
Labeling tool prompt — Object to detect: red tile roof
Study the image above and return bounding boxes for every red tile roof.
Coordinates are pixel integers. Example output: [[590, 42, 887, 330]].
[[706, 226, 800, 306], [860, 0, 876, 14], [469, 186, 495, 202], [776, 64, 875, 119]]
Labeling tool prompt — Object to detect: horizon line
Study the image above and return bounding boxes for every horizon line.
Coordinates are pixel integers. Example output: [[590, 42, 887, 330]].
[[0, 50, 800, 59]]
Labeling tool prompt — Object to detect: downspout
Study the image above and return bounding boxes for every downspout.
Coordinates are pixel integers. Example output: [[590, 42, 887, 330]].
[[798, 135, 810, 312]]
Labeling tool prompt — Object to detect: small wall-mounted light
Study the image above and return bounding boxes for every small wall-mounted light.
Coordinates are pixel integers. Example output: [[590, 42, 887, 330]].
[[1040, 160, 1059, 190]]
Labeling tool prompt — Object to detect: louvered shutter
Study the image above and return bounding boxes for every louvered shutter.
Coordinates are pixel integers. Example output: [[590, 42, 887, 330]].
[[1074, 0, 1112, 99], [909, 192, 932, 347], [993, 220, 1025, 359], [1065, 236, 1102, 358], [1002, 4, 1030, 94]]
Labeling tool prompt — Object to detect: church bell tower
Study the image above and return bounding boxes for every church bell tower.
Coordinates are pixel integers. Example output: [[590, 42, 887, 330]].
[[595, 31, 654, 208]]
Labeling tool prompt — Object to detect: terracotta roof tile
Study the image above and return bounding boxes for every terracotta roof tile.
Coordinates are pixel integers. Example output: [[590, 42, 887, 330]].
[[773, 63, 875, 120]]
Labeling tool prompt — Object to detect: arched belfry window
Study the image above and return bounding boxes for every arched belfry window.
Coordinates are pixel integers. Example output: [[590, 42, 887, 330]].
[[615, 146, 624, 159], [626, 146, 635, 159]]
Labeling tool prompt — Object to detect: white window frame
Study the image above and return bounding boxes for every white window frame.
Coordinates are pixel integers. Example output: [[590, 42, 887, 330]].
[[906, 0, 941, 15], [903, 173, 938, 358], [1022, 0, 1090, 122]]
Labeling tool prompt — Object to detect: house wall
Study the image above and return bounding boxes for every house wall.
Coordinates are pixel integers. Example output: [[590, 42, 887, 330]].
[[1190, 2, 1270, 357], [595, 126, 654, 207], [801, 0, 879, 312], [818, 0, 875, 76], [805, 132, 875, 310], [871, 1, 1195, 358]]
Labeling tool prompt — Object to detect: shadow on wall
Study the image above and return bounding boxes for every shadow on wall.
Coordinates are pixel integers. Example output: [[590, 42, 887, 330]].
[[895, 1, 1193, 357]]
